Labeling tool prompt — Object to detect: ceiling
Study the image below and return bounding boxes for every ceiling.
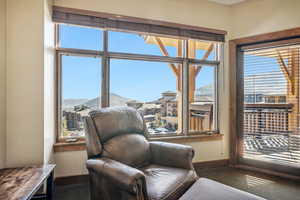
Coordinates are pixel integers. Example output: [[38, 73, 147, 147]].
[[207, 0, 247, 5]]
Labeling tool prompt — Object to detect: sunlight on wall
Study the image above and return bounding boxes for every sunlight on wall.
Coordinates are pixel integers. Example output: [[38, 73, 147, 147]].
[[0, 0, 6, 169]]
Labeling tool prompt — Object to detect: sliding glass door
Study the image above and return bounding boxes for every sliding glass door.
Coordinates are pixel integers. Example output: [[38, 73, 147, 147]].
[[238, 41, 300, 175]]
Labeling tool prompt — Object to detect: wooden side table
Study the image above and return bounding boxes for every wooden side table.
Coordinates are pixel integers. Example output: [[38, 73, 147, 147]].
[[0, 164, 55, 200]]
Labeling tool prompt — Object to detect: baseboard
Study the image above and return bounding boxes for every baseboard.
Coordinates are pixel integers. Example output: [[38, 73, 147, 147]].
[[233, 164, 300, 181], [193, 159, 229, 169], [55, 174, 89, 186]]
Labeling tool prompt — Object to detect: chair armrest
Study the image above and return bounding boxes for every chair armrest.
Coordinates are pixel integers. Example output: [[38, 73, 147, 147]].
[[149, 141, 195, 169], [86, 158, 146, 194]]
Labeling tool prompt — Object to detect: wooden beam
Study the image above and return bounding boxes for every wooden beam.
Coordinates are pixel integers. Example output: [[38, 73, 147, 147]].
[[188, 40, 196, 102], [195, 43, 214, 76], [154, 37, 179, 76], [276, 50, 291, 82], [177, 40, 183, 132], [176, 40, 183, 90]]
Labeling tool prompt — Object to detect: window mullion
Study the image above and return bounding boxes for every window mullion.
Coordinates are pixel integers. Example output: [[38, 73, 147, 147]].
[[182, 40, 189, 135], [101, 30, 109, 108], [57, 52, 63, 140], [215, 43, 224, 131], [55, 24, 60, 49]]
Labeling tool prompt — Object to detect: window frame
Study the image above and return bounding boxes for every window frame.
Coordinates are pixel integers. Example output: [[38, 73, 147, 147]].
[[229, 27, 300, 178], [55, 24, 222, 142]]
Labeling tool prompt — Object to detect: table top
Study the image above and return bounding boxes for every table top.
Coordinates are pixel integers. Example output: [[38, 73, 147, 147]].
[[0, 165, 55, 200]]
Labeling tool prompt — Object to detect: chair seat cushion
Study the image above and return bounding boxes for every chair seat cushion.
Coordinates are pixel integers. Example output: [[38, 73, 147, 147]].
[[141, 164, 197, 200]]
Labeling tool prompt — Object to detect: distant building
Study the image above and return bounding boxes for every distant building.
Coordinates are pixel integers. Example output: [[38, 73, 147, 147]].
[[244, 71, 287, 104], [63, 111, 82, 130], [159, 91, 177, 117], [139, 103, 161, 116]]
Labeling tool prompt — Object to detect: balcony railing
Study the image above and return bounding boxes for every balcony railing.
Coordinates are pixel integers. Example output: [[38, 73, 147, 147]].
[[243, 103, 300, 164], [244, 104, 294, 135]]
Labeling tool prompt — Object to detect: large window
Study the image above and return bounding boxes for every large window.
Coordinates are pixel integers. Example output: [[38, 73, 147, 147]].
[[60, 55, 101, 137], [56, 24, 222, 139]]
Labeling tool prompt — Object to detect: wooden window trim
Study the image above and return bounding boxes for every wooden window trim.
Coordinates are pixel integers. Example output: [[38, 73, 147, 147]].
[[229, 27, 300, 171], [54, 133, 223, 152], [231, 27, 300, 46]]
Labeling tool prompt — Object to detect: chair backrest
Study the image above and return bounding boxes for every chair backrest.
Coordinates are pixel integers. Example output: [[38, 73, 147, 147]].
[[84, 106, 151, 167]]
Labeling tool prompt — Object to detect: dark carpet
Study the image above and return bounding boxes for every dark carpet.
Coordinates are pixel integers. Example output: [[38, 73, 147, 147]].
[[54, 167, 300, 200]]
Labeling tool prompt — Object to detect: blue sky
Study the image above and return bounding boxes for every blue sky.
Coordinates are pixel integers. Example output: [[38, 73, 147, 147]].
[[61, 24, 214, 101], [244, 54, 281, 76]]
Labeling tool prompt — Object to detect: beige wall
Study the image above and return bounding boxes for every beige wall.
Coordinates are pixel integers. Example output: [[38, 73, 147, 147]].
[[53, 0, 232, 177], [6, 0, 45, 167], [231, 0, 300, 39], [0, 0, 6, 169], [44, 0, 55, 165], [55, 151, 88, 177], [3, 0, 55, 168]]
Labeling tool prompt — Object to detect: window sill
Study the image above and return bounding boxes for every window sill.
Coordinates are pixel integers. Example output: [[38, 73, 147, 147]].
[[54, 141, 86, 153], [149, 133, 223, 142], [54, 133, 223, 152]]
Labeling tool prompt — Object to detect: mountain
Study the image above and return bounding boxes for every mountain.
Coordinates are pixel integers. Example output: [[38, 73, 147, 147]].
[[63, 85, 214, 111], [62, 99, 89, 109], [195, 84, 214, 102], [111, 93, 132, 106], [63, 93, 132, 110], [195, 84, 214, 96], [81, 98, 100, 110]]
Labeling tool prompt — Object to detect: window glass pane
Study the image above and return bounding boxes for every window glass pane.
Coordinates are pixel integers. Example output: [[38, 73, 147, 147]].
[[188, 40, 217, 61], [189, 65, 216, 132], [59, 24, 103, 51], [110, 59, 182, 135], [61, 55, 101, 137], [109, 31, 182, 57]]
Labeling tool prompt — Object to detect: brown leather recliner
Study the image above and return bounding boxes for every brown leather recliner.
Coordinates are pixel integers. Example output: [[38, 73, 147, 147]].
[[84, 106, 198, 200]]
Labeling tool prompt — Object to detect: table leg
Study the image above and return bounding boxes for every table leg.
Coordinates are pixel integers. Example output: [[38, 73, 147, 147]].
[[46, 171, 54, 200]]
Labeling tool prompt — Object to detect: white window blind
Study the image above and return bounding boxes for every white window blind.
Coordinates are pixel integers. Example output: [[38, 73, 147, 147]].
[[242, 44, 300, 166]]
